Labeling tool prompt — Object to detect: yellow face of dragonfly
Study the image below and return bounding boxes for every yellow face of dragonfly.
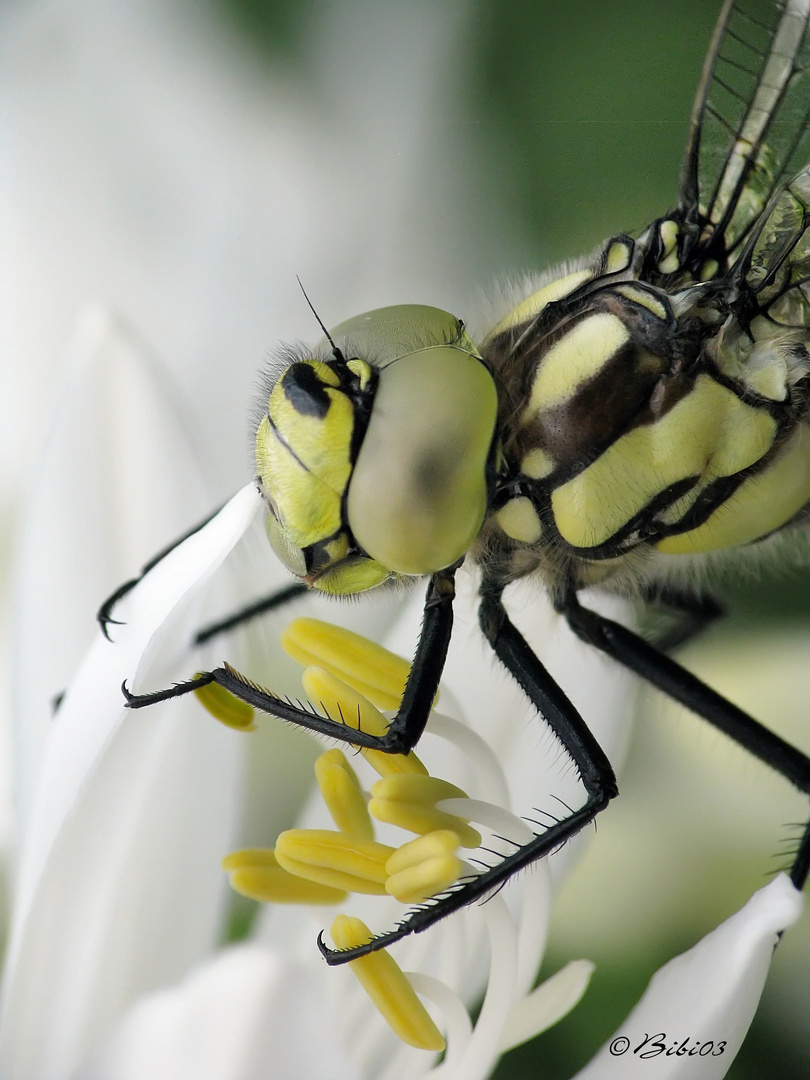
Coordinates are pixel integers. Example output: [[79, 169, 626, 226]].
[[255, 305, 498, 594]]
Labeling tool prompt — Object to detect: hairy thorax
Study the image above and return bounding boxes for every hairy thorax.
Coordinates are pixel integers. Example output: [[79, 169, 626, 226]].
[[474, 247, 810, 599]]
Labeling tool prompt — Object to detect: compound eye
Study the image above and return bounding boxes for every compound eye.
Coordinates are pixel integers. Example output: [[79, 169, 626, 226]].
[[265, 511, 307, 578], [347, 345, 497, 575]]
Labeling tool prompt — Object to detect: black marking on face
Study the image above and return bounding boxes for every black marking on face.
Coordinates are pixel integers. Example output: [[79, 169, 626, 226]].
[[283, 363, 332, 419]]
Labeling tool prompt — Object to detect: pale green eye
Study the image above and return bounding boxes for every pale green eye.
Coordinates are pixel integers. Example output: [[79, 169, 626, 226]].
[[255, 304, 496, 588], [329, 305, 465, 363], [346, 345, 497, 576]]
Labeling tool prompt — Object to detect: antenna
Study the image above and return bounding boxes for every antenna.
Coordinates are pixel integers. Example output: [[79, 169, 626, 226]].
[[297, 277, 345, 363]]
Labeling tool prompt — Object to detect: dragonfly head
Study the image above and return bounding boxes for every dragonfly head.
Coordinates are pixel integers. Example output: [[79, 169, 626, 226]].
[[255, 304, 498, 594]]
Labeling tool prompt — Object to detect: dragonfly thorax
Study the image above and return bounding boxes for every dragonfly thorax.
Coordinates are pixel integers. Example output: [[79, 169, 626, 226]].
[[478, 250, 810, 593]]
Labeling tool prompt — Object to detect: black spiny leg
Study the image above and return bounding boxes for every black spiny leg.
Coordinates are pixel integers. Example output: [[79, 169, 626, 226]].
[[124, 568, 457, 755], [194, 583, 308, 645], [319, 583, 619, 964], [97, 504, 224, 639], [558, 588, 810, 891]]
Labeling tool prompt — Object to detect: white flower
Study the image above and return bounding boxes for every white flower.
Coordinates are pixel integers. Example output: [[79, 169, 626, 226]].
[[1, 312, 245, 1079], [2, 2, 807, 1076], [2, 313, 612, 1078], [1, 312, 803, 1080], [573, 875, 803, 1080]]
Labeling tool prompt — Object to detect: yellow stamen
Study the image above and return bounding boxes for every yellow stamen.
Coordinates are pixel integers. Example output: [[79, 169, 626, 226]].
[[385, 831, 463, 903], [282, 617, 411, 710], [314, 749, 374, 840], [274, 829, 394, 895], [331, 915, 445, 1052], [369, 775, 481, 848], [301, 666, 427, 777], [301, 665, 387, 734], [218, 616, 478, 1054], [222, 849, 346, 905], [362, 745, 429, 778], [193, 679, 256, 731]]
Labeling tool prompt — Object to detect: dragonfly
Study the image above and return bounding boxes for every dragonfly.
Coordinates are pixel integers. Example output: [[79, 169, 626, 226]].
[[109, 0, 810, 964]]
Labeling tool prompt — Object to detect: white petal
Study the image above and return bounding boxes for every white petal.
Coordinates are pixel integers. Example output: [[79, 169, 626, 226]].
[[0, 486, 262, 1079], [444, 896, 519, 1080], [500, 959, 594, 1052], [11, 306, 212, 831], [14, 482, 261, 918], [84, 945, 357, 1080], [575, 875, 804, 1079]]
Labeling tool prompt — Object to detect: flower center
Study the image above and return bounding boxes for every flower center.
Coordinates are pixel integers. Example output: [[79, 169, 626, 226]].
[[198, 616, 495, 1050]]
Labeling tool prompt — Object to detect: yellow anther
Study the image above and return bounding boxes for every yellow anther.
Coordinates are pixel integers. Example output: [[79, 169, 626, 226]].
[[282, 617, 411, 710], [362, 745, 429, 779], [331, 915, 445, 1051], [369, 775, 482, 849], [193, 679, 256, 731], [385, 831, 463, 903], [274, 829, 394, 895], [302, 665, 388, 734], [385, 829, 461, 875], [314, 750, 374, 841], [302, 666, 427, 776], [222, 849, 346, 905]]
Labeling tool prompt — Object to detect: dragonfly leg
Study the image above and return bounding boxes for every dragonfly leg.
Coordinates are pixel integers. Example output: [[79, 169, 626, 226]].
[[558, 588, 810, 890], [319, 584, 619, 963], [96, 504, 224, 639], [124, 569, 457, 756]]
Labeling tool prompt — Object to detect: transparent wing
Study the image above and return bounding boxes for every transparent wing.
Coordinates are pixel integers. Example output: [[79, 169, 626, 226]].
[[739, 162, 810, 325], [678, 0, 810, 271]]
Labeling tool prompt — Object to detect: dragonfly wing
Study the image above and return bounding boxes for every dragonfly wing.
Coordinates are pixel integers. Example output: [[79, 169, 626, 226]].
[[734, 162, 810, 326], [678, 0, 810, 275]]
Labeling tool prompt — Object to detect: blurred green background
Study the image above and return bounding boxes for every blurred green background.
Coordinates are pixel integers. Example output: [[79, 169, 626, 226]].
[[208, 0, 810, 1077]]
